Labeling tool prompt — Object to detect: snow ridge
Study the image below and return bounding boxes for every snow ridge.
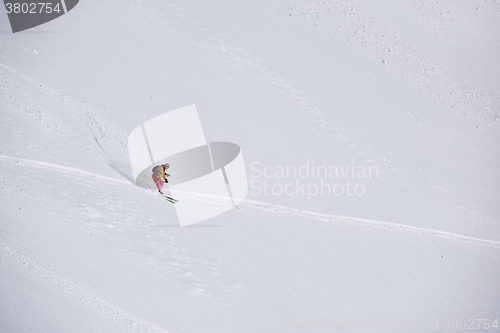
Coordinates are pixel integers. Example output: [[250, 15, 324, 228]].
[[0, 242, 172, 333], [3, 154, 498, 248], [0, 155, 131, 186]]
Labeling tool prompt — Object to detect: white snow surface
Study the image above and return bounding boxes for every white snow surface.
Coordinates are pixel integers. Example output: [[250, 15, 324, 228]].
[[1, 0, 499, 332]]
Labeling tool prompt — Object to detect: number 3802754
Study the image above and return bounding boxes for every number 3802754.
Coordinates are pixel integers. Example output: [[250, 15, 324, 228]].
[[5, 2, 62, 14]]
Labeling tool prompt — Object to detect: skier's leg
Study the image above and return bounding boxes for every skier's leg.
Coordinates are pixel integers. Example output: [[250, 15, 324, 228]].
[[152, 176, 164, 193], [157, 179, 164, 192]]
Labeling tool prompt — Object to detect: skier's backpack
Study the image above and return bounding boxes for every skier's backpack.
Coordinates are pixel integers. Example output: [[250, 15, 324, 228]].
[[152, 165, 162, 177]]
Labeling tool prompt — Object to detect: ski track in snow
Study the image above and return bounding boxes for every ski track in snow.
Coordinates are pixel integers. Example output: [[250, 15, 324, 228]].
[[2, 154, 499, 248], [0, 242, 173, 333], [0, 155, 132, 186]]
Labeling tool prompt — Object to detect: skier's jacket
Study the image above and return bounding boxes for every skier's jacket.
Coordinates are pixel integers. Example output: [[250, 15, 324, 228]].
[[152, 165, 166, 179]]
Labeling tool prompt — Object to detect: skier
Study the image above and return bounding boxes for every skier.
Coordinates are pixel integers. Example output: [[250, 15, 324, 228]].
[[152, 163, 170, 195]]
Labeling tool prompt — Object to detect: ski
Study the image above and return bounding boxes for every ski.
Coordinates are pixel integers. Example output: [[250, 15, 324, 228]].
[[158, 191, 179, 204], [162, 195, 179, 204]]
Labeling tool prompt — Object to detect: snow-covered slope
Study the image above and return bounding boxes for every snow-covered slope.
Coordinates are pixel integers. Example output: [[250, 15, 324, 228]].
[[1, 0, 499, 332]]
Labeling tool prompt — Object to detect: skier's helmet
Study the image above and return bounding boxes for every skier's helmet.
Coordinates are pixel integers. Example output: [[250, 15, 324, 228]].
[[163, 163, 170, 169]]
